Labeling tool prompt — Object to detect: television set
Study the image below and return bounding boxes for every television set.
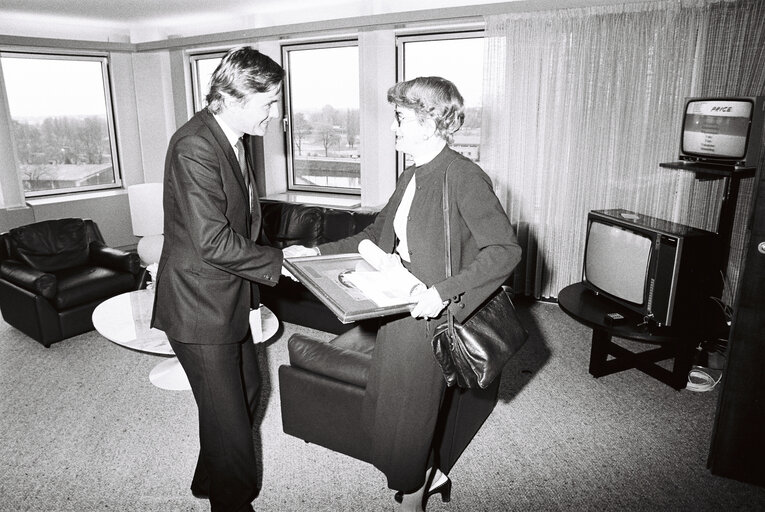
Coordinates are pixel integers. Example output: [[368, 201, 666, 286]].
[[679, 96, 765, 168], [582, 209, 718, 327]]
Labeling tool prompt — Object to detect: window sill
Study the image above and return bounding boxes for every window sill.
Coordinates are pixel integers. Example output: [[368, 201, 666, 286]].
[[26, 188, 127, 207], [263, 192, 362, 209]]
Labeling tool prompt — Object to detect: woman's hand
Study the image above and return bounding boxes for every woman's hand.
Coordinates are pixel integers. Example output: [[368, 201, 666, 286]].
[[410, 286, 449, 319], [375, 252, 404, 271]]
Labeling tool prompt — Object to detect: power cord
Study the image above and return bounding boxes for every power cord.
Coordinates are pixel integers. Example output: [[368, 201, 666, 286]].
[[686, 365, 722, 392]]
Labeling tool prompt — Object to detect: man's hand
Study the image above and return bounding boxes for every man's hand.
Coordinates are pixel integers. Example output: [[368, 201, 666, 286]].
[[410, 286, 449, 319], [281, 265, 298, 281], [281, 245, 319, 281], [282, 245, 319, 258]]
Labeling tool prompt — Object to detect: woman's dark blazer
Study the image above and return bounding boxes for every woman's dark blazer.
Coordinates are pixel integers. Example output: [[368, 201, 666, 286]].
[[151, 109, 282, 344], [320, 146, 521, 319]]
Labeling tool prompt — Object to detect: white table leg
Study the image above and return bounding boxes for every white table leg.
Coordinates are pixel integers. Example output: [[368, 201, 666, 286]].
[[149, 357, 191, 391], [147, 307, 278, 391]]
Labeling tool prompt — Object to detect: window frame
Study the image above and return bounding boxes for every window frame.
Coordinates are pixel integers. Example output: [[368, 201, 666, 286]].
[[394, 29, 485, 175], [189, 50, 228, 113], [396, 29, 485, 78], [0, 50, 122, 198], [281, 39, 361, 195]]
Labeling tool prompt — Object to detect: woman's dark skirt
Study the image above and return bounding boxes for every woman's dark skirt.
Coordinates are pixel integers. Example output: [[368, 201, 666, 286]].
[[361, 312, 446, 493]]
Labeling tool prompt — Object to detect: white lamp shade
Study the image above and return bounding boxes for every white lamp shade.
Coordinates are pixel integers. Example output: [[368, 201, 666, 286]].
[[137, 234, 164, 266], [128, 183, 164, 237]]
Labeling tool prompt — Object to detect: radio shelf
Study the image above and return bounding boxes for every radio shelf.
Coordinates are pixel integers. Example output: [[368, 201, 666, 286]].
[[659, 161, 755, 180]]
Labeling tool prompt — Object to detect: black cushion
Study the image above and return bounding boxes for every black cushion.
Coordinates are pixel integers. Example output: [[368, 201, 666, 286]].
[[288, 334, 372, 388], [53, 265, 135, 310], [331, 321, 377, 355], [321, 209, 356, 243], [10, 218, 89, 272], [260, 201, 378, 249], [0, 260, 57, 298], [89, 242, 141, 275], [262, 203, 325, 249]]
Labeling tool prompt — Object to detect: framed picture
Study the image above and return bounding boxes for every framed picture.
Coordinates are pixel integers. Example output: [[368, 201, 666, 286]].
[[283, 253, 415, 323]]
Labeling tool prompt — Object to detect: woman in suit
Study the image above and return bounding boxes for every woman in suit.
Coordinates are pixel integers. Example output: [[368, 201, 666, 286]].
[[284, 76, 522, 511]]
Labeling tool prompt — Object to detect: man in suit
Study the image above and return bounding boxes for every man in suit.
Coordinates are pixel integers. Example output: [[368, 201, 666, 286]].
[[151, 46, 283, 512]]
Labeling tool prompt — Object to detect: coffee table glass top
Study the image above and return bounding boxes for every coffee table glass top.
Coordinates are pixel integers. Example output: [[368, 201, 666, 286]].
[[92, 289, 172, 354], [93, 290, 280, 391], [92, 289, 279, 355]]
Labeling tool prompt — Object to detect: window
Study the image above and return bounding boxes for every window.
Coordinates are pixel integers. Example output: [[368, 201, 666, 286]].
[[397, 32, 484, 168], [0, 52, 120, 197], [190, 52, 225, 112], [282, 41, 360, 193]]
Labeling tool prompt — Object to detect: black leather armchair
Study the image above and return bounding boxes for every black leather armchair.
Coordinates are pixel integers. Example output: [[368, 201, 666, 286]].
[[279, 325, 500, 473], [0, 218, 142, 347]]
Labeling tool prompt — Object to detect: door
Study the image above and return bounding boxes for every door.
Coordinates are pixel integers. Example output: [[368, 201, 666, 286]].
[[708, 167, 765, 486]]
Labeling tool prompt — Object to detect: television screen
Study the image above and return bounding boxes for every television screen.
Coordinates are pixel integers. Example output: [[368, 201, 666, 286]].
[[584, 221, 652, 305], [681, 99, 753, 159]]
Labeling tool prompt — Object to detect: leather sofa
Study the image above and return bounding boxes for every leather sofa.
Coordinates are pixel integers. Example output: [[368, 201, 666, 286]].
[[279, 325, 501, 471], [0, 218, 142, 347], [258, 200, 377, 334]]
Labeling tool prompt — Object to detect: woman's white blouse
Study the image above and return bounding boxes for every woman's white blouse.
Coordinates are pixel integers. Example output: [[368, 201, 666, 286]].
[[393, 174, 416, 262]]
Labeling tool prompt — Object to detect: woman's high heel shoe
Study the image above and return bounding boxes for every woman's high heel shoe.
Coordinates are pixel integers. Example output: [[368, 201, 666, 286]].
[[394, 476, 452, 506]]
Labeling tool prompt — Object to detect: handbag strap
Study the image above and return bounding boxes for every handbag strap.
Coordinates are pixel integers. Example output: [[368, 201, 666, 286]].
[[442, 167, 453, 279], [441, 163, 455, 332]]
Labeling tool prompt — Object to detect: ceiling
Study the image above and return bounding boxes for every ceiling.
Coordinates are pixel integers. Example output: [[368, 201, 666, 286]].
[[0, 0, 520, 44]]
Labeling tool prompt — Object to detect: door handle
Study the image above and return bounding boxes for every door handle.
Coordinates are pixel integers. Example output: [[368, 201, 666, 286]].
[[758, 241, 765, 254]]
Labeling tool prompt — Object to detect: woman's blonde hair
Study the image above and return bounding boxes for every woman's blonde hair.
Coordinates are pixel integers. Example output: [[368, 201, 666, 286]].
[[387, 76, 465, 143]]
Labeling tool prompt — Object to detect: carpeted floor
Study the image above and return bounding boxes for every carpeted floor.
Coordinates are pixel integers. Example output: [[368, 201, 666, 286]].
[[1, 300, 764, 511]]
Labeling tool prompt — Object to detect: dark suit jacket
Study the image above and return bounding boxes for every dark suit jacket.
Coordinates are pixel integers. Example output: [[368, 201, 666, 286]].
[[151, 109, 282, 344]]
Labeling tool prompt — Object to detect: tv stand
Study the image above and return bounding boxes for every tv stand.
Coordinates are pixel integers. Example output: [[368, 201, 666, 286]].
[[558, 282, 697, 390]]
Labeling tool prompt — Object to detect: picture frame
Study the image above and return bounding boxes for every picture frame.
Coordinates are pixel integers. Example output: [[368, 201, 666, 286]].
[[283, 254, 414, 323]]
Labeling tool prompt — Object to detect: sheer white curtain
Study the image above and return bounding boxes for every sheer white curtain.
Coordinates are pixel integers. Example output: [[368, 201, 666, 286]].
[[481, 0, 762, 300], [694, 0, 765, 303], [0, 61, 25, 211]]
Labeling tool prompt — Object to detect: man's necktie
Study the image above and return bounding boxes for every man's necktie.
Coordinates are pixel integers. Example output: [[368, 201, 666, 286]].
[[235, 138, 253, 212], [236, 138, 258, 308]]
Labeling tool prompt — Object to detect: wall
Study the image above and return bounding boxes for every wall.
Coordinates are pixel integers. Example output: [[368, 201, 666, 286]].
[[0, 206, 34, 233], [131, 51, 177, 184], [29, 191, 133, 248], [258, 40, 289, 196], [358, 29, 396, 207]]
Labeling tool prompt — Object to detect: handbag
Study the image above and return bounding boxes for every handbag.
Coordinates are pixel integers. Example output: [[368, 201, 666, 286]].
[[431, 168, 529, 389]]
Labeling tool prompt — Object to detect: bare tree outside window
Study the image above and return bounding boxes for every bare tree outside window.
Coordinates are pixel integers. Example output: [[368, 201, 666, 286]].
[[283, 43, 360, 192], [292, 112, 312, 155]]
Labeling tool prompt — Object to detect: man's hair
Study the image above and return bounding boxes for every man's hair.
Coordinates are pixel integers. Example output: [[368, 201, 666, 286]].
[[206, 46, 285, 114], [387, 76, 465, 143]]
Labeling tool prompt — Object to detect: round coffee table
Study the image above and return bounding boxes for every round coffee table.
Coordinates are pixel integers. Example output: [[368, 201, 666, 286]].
[[92, 289, 279, 390]]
